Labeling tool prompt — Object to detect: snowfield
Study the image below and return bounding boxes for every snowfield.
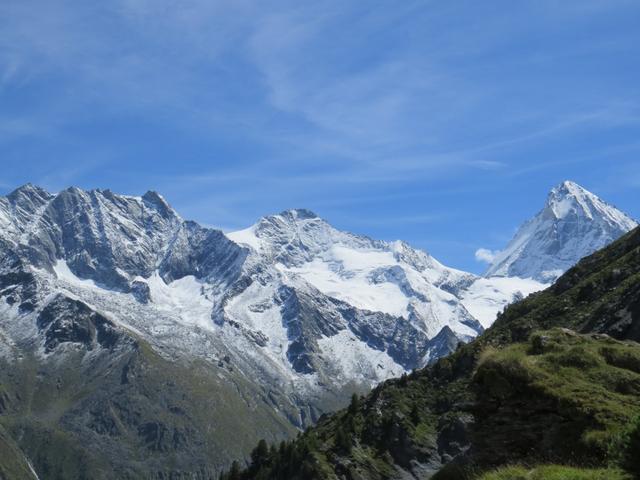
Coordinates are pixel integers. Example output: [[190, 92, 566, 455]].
[[459, 276, 548, 328]]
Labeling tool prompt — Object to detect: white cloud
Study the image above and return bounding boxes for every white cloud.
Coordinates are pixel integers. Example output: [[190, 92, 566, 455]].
[[475, 248, 499, 264]]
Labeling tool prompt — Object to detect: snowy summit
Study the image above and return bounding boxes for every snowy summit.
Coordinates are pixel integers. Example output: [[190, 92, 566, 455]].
[[485, 181, 638, 282]]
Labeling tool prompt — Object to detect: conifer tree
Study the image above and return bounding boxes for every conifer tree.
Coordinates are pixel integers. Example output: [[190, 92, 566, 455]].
[[411, 403, 421, 425], [348, 392, 360, 414]]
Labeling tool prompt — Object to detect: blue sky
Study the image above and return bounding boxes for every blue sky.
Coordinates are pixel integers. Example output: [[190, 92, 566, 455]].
[[0, 0, 639, 273]]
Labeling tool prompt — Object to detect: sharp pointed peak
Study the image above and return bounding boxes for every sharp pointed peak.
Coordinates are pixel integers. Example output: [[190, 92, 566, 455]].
[[433, 325, 455, 338], [253, 208, 325, 234], [559, 179, 583, 190], [485, 179, 637, 281], [59, 185, 86, 194], [549, 180, 592, 198], [14, 182, 37, 190], [544, 180, 600, 218], [142, 189, 167, 203], [7, 183, 51, 198], [6, 184, 53, 206], [277, 208, 320, 220], [142, 190, 176, 218]]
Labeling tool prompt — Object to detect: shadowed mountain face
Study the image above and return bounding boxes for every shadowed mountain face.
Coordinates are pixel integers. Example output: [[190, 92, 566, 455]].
[[226, 226, 640, 480], [0, 185, 246, 289]]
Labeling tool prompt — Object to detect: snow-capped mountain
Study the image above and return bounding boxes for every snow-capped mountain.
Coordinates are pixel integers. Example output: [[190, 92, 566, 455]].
[[485, 181, 637, 282], [229, 209, 482, 341], [0, 186, 494, 477]]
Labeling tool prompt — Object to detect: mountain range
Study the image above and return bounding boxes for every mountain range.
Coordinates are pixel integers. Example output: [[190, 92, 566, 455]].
[[0, 180, 636, 478]]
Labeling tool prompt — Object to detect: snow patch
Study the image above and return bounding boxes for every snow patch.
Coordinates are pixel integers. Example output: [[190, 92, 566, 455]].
[[317, 329, 404, 385], [145, 273, 215, 331], [460, 276, 547, 327], [26, 458, 41, 480], [227, 226, 261, 251], [53, 260, 103, 290], [552, 197, 575, 219], [283, 255, 410, 318]]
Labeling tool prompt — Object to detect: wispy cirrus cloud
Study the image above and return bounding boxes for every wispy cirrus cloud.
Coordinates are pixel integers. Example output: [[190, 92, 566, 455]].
[[2, 0, 638, 176], [1, 0, 639, 272]]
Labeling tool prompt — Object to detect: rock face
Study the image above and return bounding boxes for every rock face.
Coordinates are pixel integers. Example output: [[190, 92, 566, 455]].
[[485, 180, 637, 282], [0, 185, 246, 290], [36, 294, 122, 352]]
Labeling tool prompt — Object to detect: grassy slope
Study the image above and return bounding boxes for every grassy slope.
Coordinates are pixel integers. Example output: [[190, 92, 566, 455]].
[[473, 328, 640, 467], [0, 336, 297, 480], [226, 227, 640, 479], [0, 424, 37, 480], [478, 465, 630, 480]]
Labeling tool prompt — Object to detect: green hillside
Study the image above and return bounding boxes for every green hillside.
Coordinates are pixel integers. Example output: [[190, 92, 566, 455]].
[[0, 337, 297, 479]]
